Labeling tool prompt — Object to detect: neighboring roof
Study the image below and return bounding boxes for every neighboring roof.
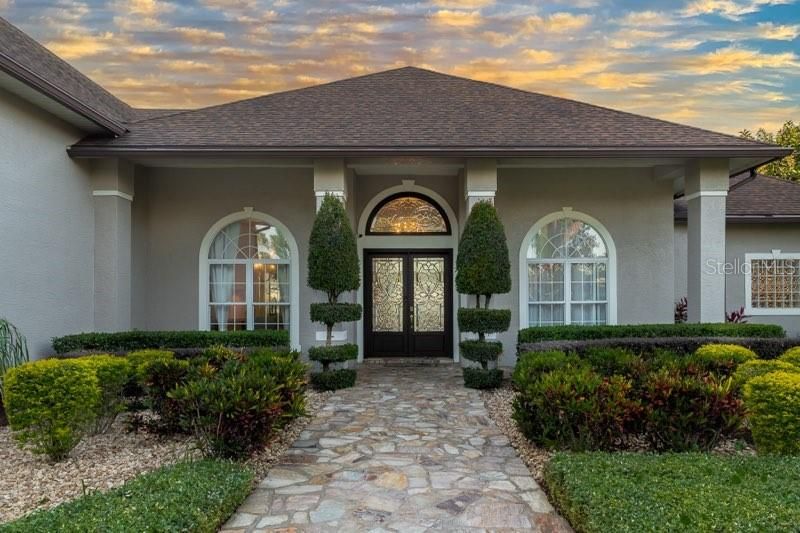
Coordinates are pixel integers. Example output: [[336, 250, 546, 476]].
[[675, 173, 800, 222], [69, 67, 790, 159], [0, 17, 133, 133]]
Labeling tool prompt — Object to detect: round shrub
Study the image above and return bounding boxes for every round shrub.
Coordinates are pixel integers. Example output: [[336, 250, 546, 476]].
[[74, 355, 132, 434], [583, 347, 646, 378], [733, 359, 800, 389], [778, 346, 800, 367], [692, 344, 757, 375], [642, 369, 745, 451], [310, 303, 362, 327], [463, 367, 503, 389], [4, 359, 100, 461], [308, 344, 358, 372], [512, 350, 586, 387], [127, 349, 175, 383], [457, 308, 511, 335], [460, 340, 502, 369], [310, 368, 357, 391], [744, 371, 800, 455], [513, 366, 639, 451]]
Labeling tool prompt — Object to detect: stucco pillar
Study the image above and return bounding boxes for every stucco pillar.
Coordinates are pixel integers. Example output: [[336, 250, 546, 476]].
[[465, 158, 497, 211], [313, 158, 346, 210], [686, 158, 728, 323], [91, 159, 134, 332]]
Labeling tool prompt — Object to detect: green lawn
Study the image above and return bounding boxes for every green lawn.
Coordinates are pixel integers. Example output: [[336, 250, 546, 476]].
[[0, 460, 253, 533], [544, 452, 800, 533]]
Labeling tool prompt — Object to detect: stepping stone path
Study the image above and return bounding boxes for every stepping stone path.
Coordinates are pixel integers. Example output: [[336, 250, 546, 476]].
[[221, 366, 571, 532]]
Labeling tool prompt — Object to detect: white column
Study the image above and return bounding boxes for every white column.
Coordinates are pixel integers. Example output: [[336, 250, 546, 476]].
[[465, 158, 497, 211], [686, 158, 728, 323], [313, 158, 346, 210], [91, 159, 134, 332]]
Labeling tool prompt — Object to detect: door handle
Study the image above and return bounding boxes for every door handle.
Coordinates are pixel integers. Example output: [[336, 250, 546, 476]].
[[409, 303, 414, 331]]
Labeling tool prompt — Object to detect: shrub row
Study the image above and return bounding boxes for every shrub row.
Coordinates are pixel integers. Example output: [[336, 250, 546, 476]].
[[544, 452, 800, 533], [0, 460, 253, 533], [52, 330, 289, 354], [518, 323, 785, 345], [512, 345, 753, 452], [518, 336, 800, 359]]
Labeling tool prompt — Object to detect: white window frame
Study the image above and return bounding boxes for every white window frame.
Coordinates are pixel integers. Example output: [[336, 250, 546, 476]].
[[519, 209, 617, 328], [744, 251, 800, 316], [199, 209, 301, 350]]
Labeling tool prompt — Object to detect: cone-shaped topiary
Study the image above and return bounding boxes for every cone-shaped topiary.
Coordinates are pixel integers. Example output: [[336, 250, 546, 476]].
[[456, 201, 511, 388], [307, 195, 361, 388]]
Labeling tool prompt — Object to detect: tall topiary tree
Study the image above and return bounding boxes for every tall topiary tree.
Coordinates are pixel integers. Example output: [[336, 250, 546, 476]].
[[307, 195, 362, 390], [456, 202, 511, 389]]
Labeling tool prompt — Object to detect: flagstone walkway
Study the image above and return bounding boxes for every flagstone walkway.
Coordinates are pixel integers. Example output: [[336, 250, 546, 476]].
[[221, 366, 571, 532]]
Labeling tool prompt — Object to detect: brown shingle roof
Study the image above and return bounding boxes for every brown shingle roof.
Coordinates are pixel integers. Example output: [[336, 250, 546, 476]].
[[675, 174, 800, 222], [70, 67, 788, 157]]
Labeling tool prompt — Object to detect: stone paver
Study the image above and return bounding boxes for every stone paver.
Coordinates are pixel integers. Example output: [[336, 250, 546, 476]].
[[222, 366, 571, 532]]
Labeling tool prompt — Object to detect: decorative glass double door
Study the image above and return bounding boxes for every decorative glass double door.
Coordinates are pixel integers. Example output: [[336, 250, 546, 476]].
[[364, 250, 452, 357]]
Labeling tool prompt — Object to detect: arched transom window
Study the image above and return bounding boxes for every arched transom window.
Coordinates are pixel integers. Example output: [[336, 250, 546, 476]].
[[526, 217, 609, 326], [207, 217, 290, 331], [367, 193, 450, 235]]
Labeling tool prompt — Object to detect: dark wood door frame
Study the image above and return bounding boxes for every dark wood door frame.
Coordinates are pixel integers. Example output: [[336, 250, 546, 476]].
[[363, 249, 453, 357]]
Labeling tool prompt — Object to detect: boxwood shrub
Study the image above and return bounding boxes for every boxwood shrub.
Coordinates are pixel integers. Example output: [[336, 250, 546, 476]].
[[544, 452, 800, 533], [732, 359, 800, 389], [691, 343, 757, 375], [512, 350, 586, 387], [457, 308, 511, 335], [518, 323, 784, 345], [52, 329, 289, 354], [308, 343, 358, 372], [309, 303, 362, 326], [459, 340, 503, 368], [74, 355, 132, 434], [310, 368, 357, 391], [3, 359, 100, 461], [462, 367, 504, 389], [744, 371, 800, 455], [0, 460, 253, 533], [779, 346, 800, 367]]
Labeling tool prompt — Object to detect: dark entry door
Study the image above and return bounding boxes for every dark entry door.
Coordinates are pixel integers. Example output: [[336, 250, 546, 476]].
[[364, 250, 452, 357]]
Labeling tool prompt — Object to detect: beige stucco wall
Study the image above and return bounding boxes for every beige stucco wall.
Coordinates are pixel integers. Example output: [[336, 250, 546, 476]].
[[675, 221, 800, 336], [0, 88, 95, 356]]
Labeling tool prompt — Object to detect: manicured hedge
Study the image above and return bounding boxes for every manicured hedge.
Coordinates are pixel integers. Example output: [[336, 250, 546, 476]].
[[518, 323, 785, 345], [52, 330, 289, 354], [0, 460, 253, 533], [518, 336, 800, 359], [744, 371, 800, 455], [544, 452, 800, 533]]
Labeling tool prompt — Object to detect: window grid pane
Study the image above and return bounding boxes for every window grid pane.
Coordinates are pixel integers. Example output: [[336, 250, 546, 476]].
[[751, 259, 800, 309]]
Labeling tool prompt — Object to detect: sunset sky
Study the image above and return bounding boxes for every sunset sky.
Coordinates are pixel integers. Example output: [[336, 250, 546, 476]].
[[2, 0, 799, 134]]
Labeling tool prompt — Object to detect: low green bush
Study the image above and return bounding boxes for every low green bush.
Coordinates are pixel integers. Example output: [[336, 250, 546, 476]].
[[52, 329, 289, 354], [544, 452, 800, 533], [463, 367, 503, 389], [779, 346, 800, 367], [140, 357, 191, 432], [513, 367, 639, 451], [582, 347, 646, 378], [75, 355, 131, 434], [0, 459, 254, 533], [309, 303, 362, 326], [3, 359, 100, 461], [248, 350, 308, 424], [641, 369, 744, 451], [457, 308, 511, 335], [512, 350, 586, 387], [732, 359, 800, 389], [310, 368, 357, 391], [518, 323, 785, 344], [459, 340, 503, 369], [691, 343, 756, 375], [308, 343, 358, 372], [744, 371, 800, 455], [127, 349, 175, 382]]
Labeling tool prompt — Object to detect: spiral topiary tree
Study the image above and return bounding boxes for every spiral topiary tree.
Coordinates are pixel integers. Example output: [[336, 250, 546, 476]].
[[456, 201, 511, 389], [307, 194, 362, 390]]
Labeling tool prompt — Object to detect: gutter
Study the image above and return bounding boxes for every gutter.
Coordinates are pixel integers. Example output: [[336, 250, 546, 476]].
[[0, 52, 127, 136], [66, 144, 793, 159]]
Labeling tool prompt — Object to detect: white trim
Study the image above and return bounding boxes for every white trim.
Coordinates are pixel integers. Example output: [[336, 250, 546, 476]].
[[684, 190, 728, 201], [519, 209, 618, 328], [744, 252, 800, 316], [465, 190, 496, 198], [93, 189, 133, 202], [356, 183, 460, 363], [198, 210, 301, 351]]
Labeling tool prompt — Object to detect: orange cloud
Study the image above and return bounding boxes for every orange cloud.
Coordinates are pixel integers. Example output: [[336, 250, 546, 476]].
[[429, 10, 483, 28], [682, 47, 799, 74], [175, 26, 226, 44]]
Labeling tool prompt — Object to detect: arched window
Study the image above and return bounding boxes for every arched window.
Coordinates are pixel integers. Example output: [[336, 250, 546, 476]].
[[525, 215, 612, 326], [206, 217, 291, 331], [366, 193, 450, 235]]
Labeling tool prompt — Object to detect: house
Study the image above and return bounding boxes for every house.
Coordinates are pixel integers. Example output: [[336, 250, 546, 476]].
[[0, 17, 795, 364], [675, 172, 800, 335]]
